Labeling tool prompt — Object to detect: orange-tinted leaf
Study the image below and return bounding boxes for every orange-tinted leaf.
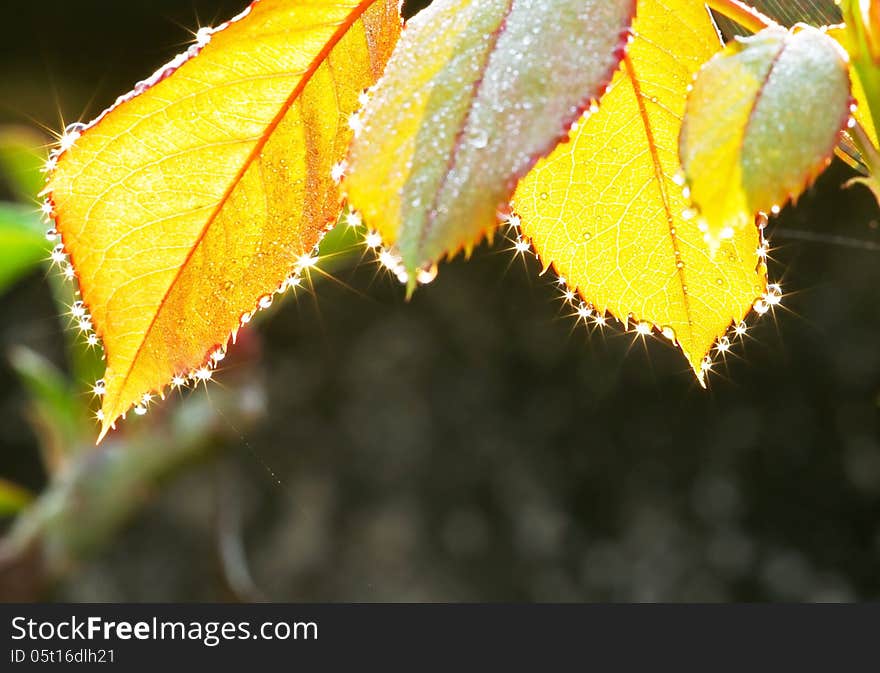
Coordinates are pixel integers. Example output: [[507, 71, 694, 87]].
[[344, 0, 636, 282], [46, 0, 401, 441], [513, 0, 768, 382]]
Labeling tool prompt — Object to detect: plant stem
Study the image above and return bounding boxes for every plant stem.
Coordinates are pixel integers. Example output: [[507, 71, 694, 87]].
[[705, 0, 776, 33]]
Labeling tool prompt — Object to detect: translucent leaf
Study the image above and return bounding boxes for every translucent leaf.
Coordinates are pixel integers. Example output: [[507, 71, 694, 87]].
[[680, 26, 852, 244], [344, 0, 636, 281], [513, 0, 767, 381], [45, 0, 401, 440]]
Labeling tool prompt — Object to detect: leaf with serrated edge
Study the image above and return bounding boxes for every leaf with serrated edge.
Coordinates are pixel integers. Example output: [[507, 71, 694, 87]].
[[712, 1, 872, 174], [46, 0, 401, 441], [513, 0, 768, 382], [344, 0, 636, 283], [680, 25, 851, 245]]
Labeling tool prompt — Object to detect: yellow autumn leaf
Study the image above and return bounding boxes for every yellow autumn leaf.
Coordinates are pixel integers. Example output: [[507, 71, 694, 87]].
[[512, 0, 768, 382], [46, 0, 401, 441]]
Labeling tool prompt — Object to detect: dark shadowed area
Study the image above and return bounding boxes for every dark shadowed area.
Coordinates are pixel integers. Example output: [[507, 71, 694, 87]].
[[0, 0, 878, 602]]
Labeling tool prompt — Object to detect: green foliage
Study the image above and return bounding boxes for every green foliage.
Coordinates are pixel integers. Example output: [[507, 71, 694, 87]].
[[0, 203, 46, 296]]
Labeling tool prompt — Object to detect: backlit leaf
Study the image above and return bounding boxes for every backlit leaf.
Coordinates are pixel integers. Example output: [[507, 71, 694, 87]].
[[513, 0, 767, 381], [680, 25, 851, 245], [710, 1, 873, 176], [344, 0, 636, 282], [46, 0, 401, 441]]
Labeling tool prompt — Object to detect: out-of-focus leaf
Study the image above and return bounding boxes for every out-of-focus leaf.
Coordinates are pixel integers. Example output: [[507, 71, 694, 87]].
[[345, 0, 636, 282], [8, 346, 87, 470], [680, 26, 851, 244], [513, 0, 766, 381], [0, 127, 47, 201], [0, 203, 47, 295], [0, 479, 33, 517], [45, 0, 401, 441], [0, 371, 265, 580]]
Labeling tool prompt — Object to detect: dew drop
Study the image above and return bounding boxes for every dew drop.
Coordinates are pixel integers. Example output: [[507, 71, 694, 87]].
[[765, 283, 782, 306], [134, 405, 147, 416], [64, 122, 87, 135], [50, 245, 67, 264], [45, 228, 58, 242], [417, 264, 438, 285], [582, 231, 592, 241]]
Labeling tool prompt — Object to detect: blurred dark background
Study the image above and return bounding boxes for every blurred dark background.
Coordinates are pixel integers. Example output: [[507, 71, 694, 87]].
[[0, 0, 878, 602]]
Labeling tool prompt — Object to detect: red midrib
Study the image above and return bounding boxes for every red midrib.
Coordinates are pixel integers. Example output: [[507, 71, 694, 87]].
[[108, 0, 381, 423]]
